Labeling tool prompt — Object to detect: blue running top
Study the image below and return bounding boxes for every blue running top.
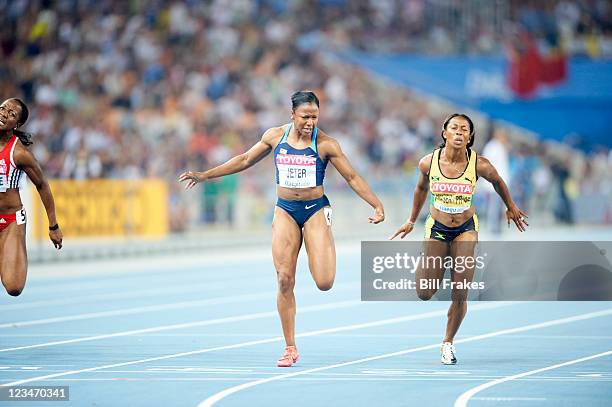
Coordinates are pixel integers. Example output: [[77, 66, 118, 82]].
[[274, 123, 327, 188]]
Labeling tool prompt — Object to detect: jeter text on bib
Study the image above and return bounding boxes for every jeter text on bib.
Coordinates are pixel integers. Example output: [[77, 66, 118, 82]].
[[276, 154, 317, 188]]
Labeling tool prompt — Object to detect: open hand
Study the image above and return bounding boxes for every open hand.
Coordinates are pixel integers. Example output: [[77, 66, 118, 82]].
[[178, 171, 205, 190], [506, 205, 528, 232]]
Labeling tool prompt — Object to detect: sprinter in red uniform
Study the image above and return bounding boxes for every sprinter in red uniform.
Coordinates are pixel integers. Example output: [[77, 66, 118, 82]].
[[0, 98, 63, 296]]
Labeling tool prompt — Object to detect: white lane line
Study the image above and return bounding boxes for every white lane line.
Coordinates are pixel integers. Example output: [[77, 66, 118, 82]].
[[0, 282, 358, 329], [4, 371, 609, 381], [28, 246, 276, 281], [27, 240, 360, 282], [454, 350, 612, 407], [1, 280, 358, 312], [0, 302, 511, 387], [0, 292, 275, 329], [471, 397, 547, 401], [0, 300, 361, 353], [0, 280, 260, 311], [3, 377, 612, 384], [197, 308, 612, 407], [15, 274, 218, 295], [5, 262, 273, 300]]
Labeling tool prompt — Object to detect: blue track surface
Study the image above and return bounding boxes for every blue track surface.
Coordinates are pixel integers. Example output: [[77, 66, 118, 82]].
[[0, 247, 610, 406]]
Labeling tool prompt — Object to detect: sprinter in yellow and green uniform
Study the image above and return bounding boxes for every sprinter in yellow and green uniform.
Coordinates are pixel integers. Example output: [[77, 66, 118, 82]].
[[390, 113, 528, 365], [425, 145, 479, 242]]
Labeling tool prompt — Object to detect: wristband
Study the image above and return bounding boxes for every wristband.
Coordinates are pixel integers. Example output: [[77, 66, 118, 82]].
[[49, 224, 59, 231]]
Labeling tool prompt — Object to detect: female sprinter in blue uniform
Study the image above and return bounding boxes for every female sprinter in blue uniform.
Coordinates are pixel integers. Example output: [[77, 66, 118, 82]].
[[390, 113, 527, 365], [180, 91, 384, 367]]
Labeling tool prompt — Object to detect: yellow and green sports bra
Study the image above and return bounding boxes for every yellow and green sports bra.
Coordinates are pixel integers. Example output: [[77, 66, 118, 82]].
[[429, 148, 477, 214]]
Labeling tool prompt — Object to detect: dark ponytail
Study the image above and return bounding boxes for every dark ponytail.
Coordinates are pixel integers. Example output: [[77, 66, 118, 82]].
[[11, 98, 33, 146], [14, 129, 33, 146]]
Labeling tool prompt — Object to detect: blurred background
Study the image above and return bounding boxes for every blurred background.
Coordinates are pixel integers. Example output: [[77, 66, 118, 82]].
[[1, 0, 611, 261]]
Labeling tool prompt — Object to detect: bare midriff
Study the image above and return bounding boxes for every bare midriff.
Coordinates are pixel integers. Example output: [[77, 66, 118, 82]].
[[0, 189, 22, 214], [430, 205, 475, 227], [276, 185, 324, 201]]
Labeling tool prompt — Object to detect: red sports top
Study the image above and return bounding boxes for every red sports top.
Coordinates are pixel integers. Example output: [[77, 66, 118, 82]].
[[0, 136, 24, 193]]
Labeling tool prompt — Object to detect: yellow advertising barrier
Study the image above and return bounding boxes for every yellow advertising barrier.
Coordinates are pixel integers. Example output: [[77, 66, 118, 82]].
[[30, 179, 168, 238]]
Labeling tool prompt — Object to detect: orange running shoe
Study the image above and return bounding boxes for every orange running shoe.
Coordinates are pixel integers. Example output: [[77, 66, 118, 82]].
[[277, 345, 299, 367]]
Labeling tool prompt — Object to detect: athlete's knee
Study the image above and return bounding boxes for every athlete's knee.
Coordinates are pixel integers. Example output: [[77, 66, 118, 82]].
[[417, 289, 435, 301], [277, 273, 295, 293], [451, 290, 468, 303], [2, 277, 24, 296], [4, 284, 23, 297], [315, 277, 334, 291], [7, 288, 23, 297]]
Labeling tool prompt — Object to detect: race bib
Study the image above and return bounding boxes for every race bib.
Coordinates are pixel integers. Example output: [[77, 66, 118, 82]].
[[431, 182, 474, 214], [16, 208, 26, 225], [323, 207, 332, 226], [276, 154, 317, 188]]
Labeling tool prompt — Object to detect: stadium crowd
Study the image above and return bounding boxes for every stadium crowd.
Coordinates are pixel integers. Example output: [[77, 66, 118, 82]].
[[0, 0, 610, 230]]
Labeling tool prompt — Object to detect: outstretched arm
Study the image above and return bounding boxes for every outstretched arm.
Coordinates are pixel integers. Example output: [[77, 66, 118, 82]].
[[390, 154, 431, 239], [326, 138, 384, 224], [15, 146, 63, 249], [478, 156, 528, 231], [179, 128, 278, 189]]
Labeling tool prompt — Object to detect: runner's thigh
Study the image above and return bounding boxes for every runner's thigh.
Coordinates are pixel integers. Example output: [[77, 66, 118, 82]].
[[272, 207, 303, 276], [303, 207, 335, 289]]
